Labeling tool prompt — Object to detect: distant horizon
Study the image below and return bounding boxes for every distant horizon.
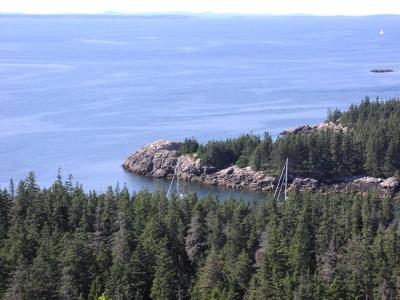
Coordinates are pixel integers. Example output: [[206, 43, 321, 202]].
[[1, 11, 400, 17], [1, 0, 400, 16]]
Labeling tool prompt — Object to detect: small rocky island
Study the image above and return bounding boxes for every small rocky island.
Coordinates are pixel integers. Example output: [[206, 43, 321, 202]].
[[370, 69, 395, 73], [122, 138, 399, 195]]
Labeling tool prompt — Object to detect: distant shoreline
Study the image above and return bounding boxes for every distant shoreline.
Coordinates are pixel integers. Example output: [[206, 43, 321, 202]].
[[2, 13, 400, 18], [123, 140, 399, 196]]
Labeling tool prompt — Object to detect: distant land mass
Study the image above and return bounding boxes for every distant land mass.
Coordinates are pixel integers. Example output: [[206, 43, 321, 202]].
[[2, 12, 400, 17]]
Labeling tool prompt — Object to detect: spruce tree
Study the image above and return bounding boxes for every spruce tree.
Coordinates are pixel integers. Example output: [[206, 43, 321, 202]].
[[150, 239, 178, 300]]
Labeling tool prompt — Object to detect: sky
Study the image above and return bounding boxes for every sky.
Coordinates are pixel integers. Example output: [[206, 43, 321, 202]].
[[1, 0, 400, 15]]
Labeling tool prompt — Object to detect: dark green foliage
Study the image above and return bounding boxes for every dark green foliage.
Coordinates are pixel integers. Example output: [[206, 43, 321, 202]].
[[327, 108, 342, 123], [0, 174, 399, 299], [189, 98, 400, 179], [150, 238, 178, 300], [192, 248, 225, 299], [197, 141, 237, 170], [0, 187, 12, 243], [181, 138, 200, 155], [25, 234, 59, 299], [329, 98, 400, 177], [249, 132, 273, 171], [196, 134, 261, 170]]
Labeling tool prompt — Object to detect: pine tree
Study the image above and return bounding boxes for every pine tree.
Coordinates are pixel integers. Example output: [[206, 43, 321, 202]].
[[59, 231, 94, 299], [320, 236, 337, 284], [290, 196, 316, 276], [127, 243, 151, 299], [185, 214, 208, 264], [25, 232, 59, 299], [192, 248, 225, 299], [325, 276, 346, 300], [257, 216, 288, 299], [150, 239, 178, 300], [0, 189, 12, 242], [345, 235, 374, 299], [228, 250, 252, 298], [4, 264, 28, 300], [383, 138, 400, 176], [105, 209, 133, 299]]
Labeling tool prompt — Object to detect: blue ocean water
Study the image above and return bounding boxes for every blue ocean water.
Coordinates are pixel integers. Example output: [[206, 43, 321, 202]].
[[1, 15, 400, 200]]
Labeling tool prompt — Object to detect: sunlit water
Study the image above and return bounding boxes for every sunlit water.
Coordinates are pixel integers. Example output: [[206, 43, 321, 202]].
[[1, 15, 400, 201]]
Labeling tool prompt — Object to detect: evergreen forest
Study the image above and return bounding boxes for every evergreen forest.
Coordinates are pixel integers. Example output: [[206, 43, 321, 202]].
[[182, 97, 400, 179], [0, 173, 399, 299]]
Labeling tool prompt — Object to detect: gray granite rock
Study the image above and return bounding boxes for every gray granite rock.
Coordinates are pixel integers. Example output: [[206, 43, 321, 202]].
[[123, 140, 399, 195], [380, 177, 399, 191], [122, 140, 181, 178], [123, 140, 277, 192]]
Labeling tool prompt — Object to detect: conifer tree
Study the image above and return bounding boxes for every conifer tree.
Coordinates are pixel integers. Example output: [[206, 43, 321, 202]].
[[0, 189, 11, 243], [25, 233, 59, 299], [185, 213, 208, 264], [192, 248, 225, 299], [150, 239, 178, 300]]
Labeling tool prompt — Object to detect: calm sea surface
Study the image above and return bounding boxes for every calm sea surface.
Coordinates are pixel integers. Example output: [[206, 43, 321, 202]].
[[1, 15, 400, 200]]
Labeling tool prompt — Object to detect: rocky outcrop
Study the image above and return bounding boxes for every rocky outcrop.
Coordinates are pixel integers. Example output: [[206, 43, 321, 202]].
[[122, 140, 181, 178], [202, 166, 276, 192], [123, 140, 399, 195], [123, 140, 277, 192], [290, 177, 319, 191], [289, 176, 399, 195], [280, 121, 347, 136], [353, 176, 383, 184], [280, 125, 313, 135], [380, 177, 399, 190], [176, 155, 203, 180]]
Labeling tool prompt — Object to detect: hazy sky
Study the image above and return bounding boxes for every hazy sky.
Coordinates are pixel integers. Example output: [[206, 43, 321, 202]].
[[1, 0, 400, 15]]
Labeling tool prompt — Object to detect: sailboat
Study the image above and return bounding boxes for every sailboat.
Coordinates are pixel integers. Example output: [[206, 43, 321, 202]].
[[166, 167, 187, 198], [274, 158, 289, 201]]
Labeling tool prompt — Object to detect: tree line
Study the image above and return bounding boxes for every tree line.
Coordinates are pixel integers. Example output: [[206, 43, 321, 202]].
[[181, 97, 400, 179], [0, 173, 399, 299]]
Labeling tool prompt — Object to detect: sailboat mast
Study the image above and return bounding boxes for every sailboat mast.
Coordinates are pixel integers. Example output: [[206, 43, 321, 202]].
[[176, 172, 179, 195], [274, 158, 289, 202], [167, 172, 175, 198], [285, 158, 288, 200], [274, 161, 286, 198]]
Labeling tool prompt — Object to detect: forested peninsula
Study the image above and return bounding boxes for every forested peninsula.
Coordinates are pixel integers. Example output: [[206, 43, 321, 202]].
[[123, 98, 400, 195]]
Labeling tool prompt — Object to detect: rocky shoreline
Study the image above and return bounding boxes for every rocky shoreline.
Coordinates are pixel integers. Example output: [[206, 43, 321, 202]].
[[122, 140, 399, 196]]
